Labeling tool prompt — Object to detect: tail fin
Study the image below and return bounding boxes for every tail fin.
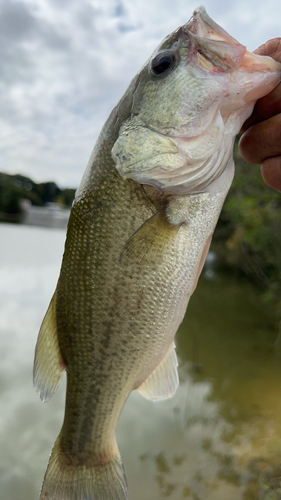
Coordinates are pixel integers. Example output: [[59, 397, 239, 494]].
[[40, 437, 128, 500]]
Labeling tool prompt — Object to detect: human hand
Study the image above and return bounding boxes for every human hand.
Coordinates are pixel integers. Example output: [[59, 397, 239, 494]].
[[239, 38, 281, 192]]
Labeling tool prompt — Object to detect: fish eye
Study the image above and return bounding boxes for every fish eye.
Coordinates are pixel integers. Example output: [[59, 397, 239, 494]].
[[151, 51, 177, 76]]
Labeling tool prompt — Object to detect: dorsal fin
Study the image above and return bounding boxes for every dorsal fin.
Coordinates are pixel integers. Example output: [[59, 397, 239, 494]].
[[33, 291, 66, 402]]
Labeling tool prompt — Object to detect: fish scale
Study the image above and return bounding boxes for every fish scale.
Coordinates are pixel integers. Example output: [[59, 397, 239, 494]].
[[34, 6, 281, 499]]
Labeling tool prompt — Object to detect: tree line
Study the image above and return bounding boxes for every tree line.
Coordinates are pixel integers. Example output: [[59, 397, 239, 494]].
[[0, 172, 76, 218]]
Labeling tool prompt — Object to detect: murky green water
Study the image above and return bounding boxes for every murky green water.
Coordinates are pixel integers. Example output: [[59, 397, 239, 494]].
[[1, 224, 281, 500]]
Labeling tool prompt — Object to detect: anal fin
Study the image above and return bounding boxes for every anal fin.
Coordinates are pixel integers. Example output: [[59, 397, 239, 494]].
[[137, 343, 179, 401], [33, 291, 65, 402]]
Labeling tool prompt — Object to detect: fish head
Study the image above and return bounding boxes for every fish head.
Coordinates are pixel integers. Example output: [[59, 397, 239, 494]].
[[112, 6, 281, 194]]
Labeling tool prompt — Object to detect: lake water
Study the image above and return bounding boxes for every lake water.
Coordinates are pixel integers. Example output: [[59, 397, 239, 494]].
[[1, 223, 281, 500]]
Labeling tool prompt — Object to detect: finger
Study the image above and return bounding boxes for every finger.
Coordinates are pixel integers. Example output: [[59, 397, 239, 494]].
[[242, 82, 281, 131], [239, 114, 281, 164], [261, 156, 281, 192], [254, 38, 281, 60], [241, 38, 281, 132]]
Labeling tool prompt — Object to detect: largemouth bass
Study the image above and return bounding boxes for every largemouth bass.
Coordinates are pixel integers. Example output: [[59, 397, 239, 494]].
[[34, 6, 281, 499]]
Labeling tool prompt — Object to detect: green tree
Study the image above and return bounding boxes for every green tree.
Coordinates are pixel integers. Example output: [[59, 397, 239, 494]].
[[213, 138, 281, 318]]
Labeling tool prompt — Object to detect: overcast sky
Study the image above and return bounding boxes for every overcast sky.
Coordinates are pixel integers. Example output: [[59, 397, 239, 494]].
[[1, 0, 281, 187]]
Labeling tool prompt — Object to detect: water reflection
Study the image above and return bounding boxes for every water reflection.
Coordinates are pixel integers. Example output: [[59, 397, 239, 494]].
[[1, 224, 281, 500]]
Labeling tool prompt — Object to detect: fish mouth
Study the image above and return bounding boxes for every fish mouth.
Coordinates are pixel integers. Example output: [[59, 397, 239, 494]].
[[113, 7, 281, 196], [187, 6, 240, 44], [185, 6, 280, 74]]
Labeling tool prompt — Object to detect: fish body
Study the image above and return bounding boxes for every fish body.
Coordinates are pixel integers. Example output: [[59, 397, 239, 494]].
[[34, 7, 281, 499]]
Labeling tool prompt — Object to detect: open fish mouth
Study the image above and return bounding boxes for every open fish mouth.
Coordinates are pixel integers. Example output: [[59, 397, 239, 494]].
[[185, 6, 279, 74], [112, 6, 281, 195], [184, 6, 247, 72]]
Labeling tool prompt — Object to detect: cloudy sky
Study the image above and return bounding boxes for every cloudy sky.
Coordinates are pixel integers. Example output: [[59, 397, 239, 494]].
[[1, 0, 281, 188]]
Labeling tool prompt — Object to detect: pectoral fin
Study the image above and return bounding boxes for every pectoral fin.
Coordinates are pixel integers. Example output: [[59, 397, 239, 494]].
[[121, 208, 180, 265], [33, 291, 65, 402], [137, 343, 179, 401]]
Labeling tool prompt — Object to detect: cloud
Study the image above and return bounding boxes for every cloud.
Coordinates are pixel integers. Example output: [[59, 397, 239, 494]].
[[0, 0, 280, 187]]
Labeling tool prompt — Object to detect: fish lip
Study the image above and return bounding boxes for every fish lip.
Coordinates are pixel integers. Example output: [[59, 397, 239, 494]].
[[184, 7, 281, 74], [185, 6, 239, 45], [182, 7, 246, 72]]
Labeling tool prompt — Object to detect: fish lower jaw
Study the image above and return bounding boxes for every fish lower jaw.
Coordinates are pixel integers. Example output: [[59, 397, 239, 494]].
[[133, 145, 233, 195]]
